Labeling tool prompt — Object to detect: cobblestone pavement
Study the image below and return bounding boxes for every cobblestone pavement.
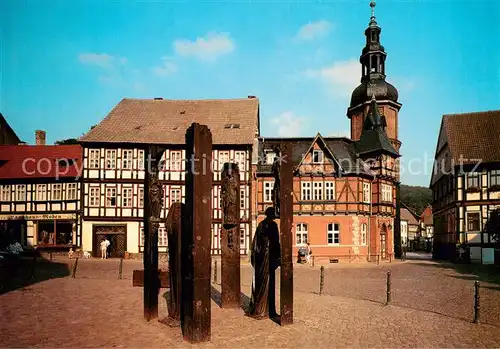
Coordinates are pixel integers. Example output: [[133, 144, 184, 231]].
[[1, 257, 499, 348]]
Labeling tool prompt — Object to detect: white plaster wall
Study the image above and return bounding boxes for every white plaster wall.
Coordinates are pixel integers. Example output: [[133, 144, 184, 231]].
[[82, 221, 94, 253], [127, 221, 140, 253]]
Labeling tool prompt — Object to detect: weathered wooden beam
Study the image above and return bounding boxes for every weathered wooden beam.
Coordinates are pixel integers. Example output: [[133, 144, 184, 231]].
[[221, 163, 240, 309], [182, 123, 212, 343], [165, 202, 184, 323], [143, 145, 166, 322], [279, 143, 294, 326], [133, 269, 169, 288]]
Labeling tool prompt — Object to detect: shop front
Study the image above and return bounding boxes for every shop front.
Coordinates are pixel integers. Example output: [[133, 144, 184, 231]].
[[0, 213, 78, 249]]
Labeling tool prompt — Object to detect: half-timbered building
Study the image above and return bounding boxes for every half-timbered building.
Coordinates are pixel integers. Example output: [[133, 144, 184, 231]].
[[252, 3, 402, 262], [0, 141, 83, 250], [431, 110, 500, 264], [79, 97, 259, 257]]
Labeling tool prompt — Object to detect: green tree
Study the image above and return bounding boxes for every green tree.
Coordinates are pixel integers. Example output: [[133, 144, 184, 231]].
[[54, 138, 79, 145], [400, 184, 432, 214]]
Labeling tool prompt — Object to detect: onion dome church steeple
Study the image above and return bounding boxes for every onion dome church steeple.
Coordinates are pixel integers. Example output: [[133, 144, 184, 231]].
[[347, 1, 402, 152]]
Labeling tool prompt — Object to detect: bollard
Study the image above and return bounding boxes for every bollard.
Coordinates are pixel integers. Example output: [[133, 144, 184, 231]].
[[31, 255, 36, 280], [377, 254, 380, 265], [213, 260, 218, 284], [71, 257, 79, 279], [118, 258, 123, 280], [386, 271, 391, 305], [319, 266, 325, 295], [473, 280, 480, 323], [312, 255, 315, 267], [349, 249, 352, 263], [50, 252, 53, 261]]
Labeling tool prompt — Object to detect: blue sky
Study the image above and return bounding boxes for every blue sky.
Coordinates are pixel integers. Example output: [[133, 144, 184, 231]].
[[2, 0, 499, 186]]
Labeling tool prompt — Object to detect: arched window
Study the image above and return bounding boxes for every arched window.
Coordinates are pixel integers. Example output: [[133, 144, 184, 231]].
[[296, 223, 308, 245], [361, 223, 367, 245], [327, 223, 340, 245]]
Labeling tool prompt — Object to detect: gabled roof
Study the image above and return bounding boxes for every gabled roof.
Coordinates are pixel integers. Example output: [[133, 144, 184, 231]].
[[294, 133, 344, 171], [401, 202, 419, 225], [0, 145, 82, 180], [256, 136, 373, 177], [80, 97, 260, 145], [420, 205, 433, 226], [355, 97, 399, 157], [0, 113, 21, 145], [442, 110, 500, 164]]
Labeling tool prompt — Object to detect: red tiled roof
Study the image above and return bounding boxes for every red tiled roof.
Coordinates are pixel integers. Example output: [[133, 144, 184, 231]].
[[444, 110, 500, 164], [0, 145, 82, 180], [420, 206, 433, 226], [80, 97, 260, 145]]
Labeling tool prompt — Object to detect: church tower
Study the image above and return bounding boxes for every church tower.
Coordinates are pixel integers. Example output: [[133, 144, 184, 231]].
[[347, 1, 402, 153]]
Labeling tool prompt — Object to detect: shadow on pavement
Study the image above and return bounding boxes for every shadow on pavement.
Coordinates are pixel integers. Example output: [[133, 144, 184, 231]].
[[0, 256, 71, 295], [412, 261, 500, 285]]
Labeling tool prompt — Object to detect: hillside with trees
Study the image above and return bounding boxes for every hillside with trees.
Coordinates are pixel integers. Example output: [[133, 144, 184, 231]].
[[400, 184, 432, 215]]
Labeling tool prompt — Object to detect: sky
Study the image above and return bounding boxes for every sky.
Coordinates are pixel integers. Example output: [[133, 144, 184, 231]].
[[1, 0, 499, 186]]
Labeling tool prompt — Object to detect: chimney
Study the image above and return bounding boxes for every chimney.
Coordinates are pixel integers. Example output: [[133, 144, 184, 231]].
[[248, 95, 256, 99], [35, 130, 46, 145]]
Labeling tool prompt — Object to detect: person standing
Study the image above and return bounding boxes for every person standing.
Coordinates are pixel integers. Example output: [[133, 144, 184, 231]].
[[100, 238, 109, 259], [305, 242, 312, 265]]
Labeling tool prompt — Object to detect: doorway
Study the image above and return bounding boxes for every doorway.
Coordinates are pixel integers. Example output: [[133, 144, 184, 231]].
[[92, 225, 126, 258], [380, 224, 388, 260]]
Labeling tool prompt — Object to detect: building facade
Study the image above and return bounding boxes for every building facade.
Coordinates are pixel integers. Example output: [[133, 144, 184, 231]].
[[79, 97, 259, 257], [0, 140, 83, 249], [431, 110, 500, 263], [252, 3, 402, 262]]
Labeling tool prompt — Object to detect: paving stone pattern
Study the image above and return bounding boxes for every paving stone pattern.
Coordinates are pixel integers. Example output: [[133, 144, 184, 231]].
[[1, 257, 499, 348]]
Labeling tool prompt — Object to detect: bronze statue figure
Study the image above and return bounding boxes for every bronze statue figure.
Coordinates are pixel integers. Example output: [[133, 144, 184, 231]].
[[221, 163, 240, 227], [247, 207, 281, 319]]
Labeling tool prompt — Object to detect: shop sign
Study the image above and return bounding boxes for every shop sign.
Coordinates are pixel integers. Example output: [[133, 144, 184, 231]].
[[0, 213, 76, 221]]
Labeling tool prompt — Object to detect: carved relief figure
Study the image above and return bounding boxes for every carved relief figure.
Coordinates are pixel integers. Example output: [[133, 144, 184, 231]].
[[271, 149, 281, 218], [221, 163, 240, 227]]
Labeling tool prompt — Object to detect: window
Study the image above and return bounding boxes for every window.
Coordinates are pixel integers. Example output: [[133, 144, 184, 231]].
[[122, 149, 133, 169], [313, 182, 323, 201], [295, 223, 308, 245], [263, 181, 273, 202], [381, 184, 392, 202], [52, 184, 62, 201], [327, 223, 340, 244], [301, 182, 311, 201], [0, 185, 10, 201], [467, 172, 480, 189], [106, 187, 117, 207], [467, 212, 480, 232], [36, 184, 47, 201], [361, 223, 367, 245], [234, 151, 246, 171], [490, 170, 500, 187], [138, 150, 145, 170], [122, 187, 133, 207], [325, 181, 335, 201], [89, 187, 100, 206], [240, 229, 245, 246], [89, 149, 100, 169], [159, 227, 168, 246], [264, 150, 275, 165], [218, 151, 229, 171], [170, 151, 182, 171], [363, 182, 371, 203], [171, 188, 182, 203], [67, 183, 77, 200], [240, 189, 245, 209], [15, 185, 26, 201], [138, 187, 144, 208], [105, 150, 117, 169], [312, 150, 323, 163]]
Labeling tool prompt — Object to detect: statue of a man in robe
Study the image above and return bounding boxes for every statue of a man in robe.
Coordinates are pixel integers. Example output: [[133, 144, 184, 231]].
[[247, 207, 281, 319]]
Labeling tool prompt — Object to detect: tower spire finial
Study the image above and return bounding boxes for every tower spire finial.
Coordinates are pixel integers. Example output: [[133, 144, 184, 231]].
[[370, 1, 376, 18]]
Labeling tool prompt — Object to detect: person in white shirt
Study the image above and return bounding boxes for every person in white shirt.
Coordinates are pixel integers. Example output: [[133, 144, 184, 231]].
[[100, 238, 109, 259], [305, 243, 312, 265]]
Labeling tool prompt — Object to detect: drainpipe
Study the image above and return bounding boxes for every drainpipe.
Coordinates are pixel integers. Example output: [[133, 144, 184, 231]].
[[367, 175, 375, 262]]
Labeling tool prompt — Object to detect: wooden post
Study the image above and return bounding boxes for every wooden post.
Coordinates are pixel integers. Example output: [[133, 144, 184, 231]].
[[394, 182, 402, 259], [182, 123, 212, 343], [71, 257, 79, 278], [221, 163, 240, 309], [118, 258, 123, 280], [319, 266, 324, 295], [473, 281, 480, 323], [143, 145, 166, 322], [386, 271, 391, 305], [213, 260, 217, 284], [165, 202, 184, 325], [278, 143, 293, 326]]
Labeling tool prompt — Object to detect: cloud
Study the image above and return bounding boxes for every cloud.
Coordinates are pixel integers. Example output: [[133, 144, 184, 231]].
[[270, 111, 306, 137], [152, 56, 178, 77], [295, 20, 332, 41], [78, 53, 126, 69], [304, 59, 361, 98], [173, 32, 234, 61], [328, 130, 351, 138]]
